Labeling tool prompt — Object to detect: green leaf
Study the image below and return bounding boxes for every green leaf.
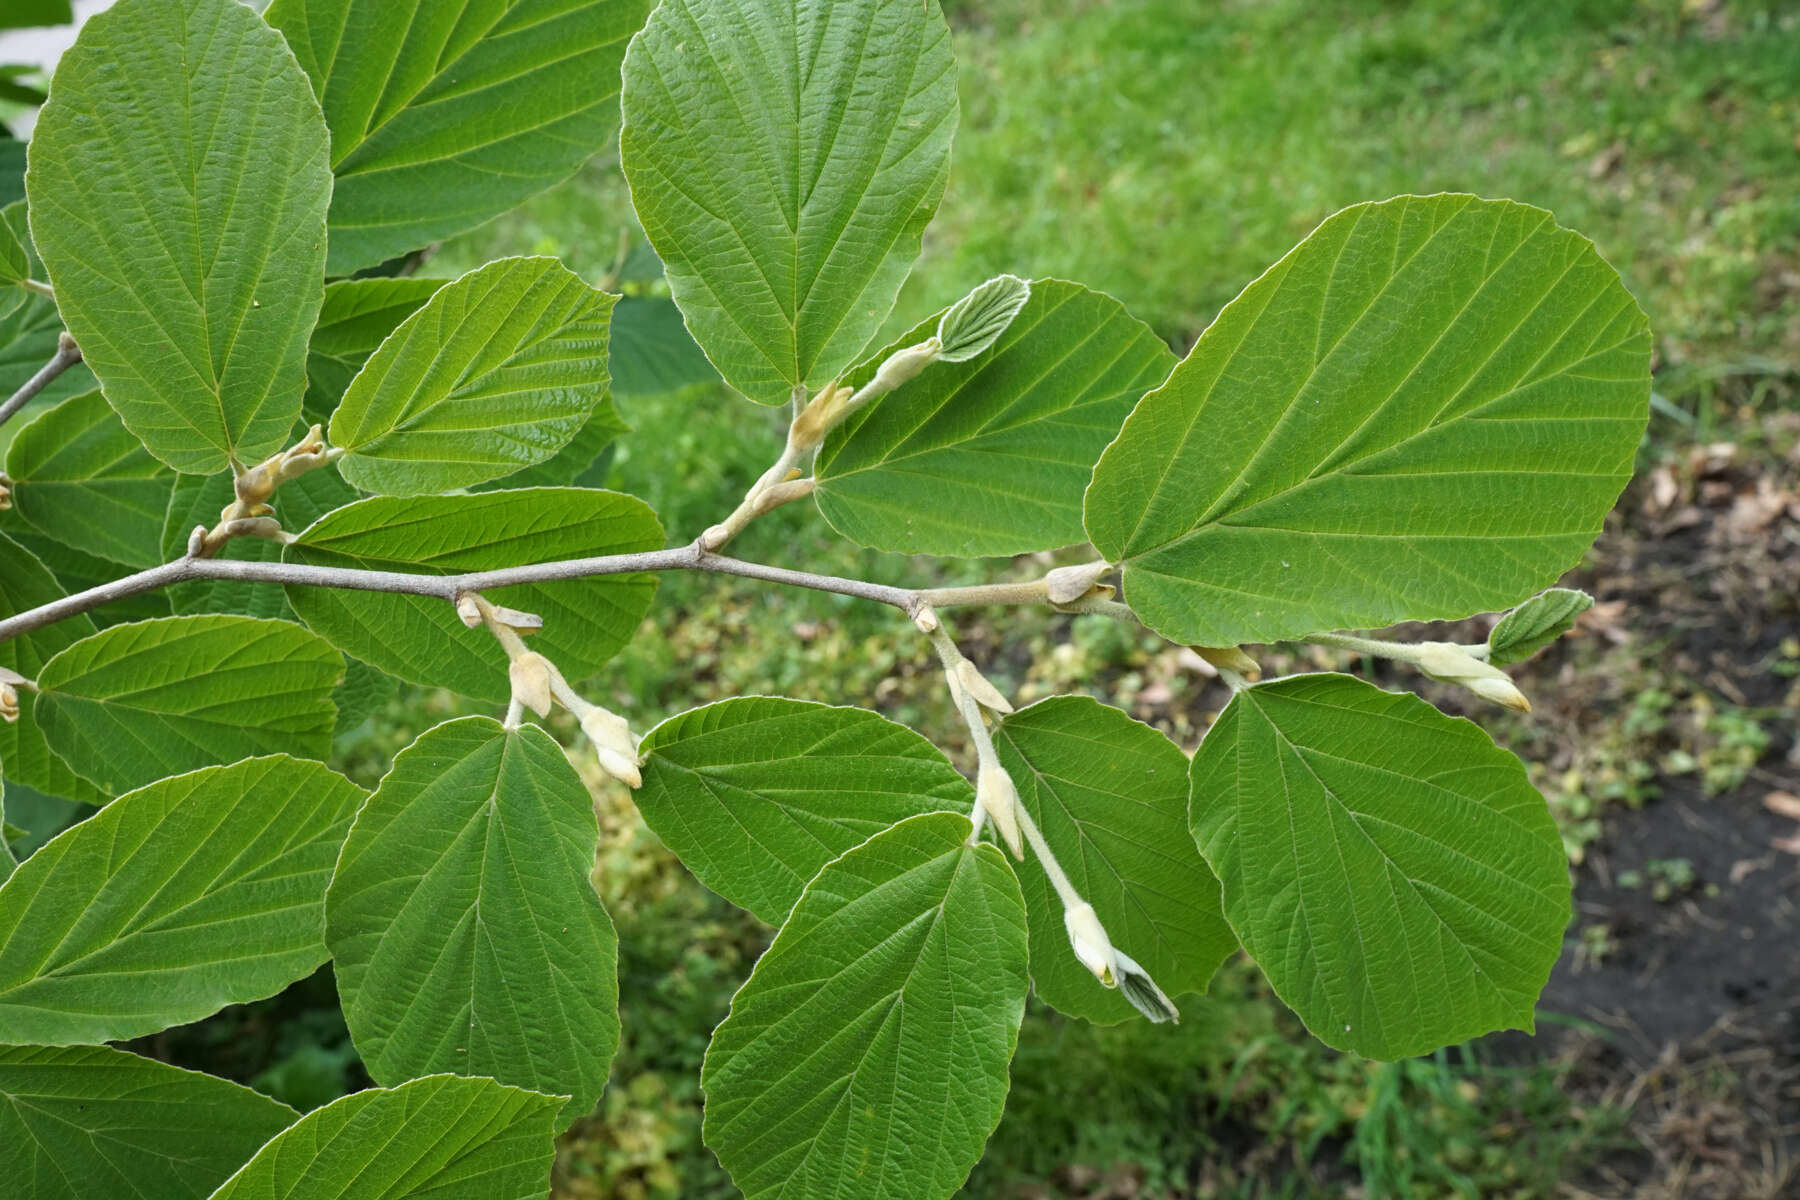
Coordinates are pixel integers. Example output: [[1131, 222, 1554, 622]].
[[636, 698, 972, 923], [608, 295, 717, 397], [266, 0, 650, 275], [703, 812, 1027, 1200], [0, 754, 364, 1044], [207, 1074, 561, 1200], [0, 1, 71, 31], [303, 277, 445, 426], [34, 614, 344, 796], [2, 528, 169, 628], [992, 696, 1236, 1024], [1188, 673, 1571, 1060], [159, 467, 359, 619], [815, 280, 1175, 556], [475, 396, 630, 491], [285, 488, 660, 702], [620, 0, 958, 406], [329, 258, 617, 495], [1084, 194, 1651, 646], [1488, 587, 1594, 666], [331, 656, 397, 736], [0, 205, 26, 321], [5, 390, 172, 568], [329, 717, 618, 1129], [936, 274, 1032, 363], [0, 204, 93, 406], [0, 532, 105, 806], [0, 1045, 298, 1200], [26, 0, 332, 474]]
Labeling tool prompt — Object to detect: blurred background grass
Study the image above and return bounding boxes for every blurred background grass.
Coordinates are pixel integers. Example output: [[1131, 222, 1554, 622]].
[[180, 1, 1800, 1197]]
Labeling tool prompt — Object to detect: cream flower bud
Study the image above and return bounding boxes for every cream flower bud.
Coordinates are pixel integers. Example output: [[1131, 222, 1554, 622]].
[[868, 338, 940, 396], [1466, 674, 1532, 713], [0, 681, 18, 723], [1193, 645, 1262, 681], [580, 706, 641, 788], [1415, 641, 1531, 712], [1044, 561, 1111, 605], [977, 764, 1024, 859], [455, 595, 485, 629], [1062, 901, 1118, 987], [508, 652, 555, 718], [955, 660, 1013, 715]]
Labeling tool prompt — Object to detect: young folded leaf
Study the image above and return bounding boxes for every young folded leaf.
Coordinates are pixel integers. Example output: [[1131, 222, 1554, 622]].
[[1085, 194, 1650, 647], [703, 813, 1027, 1200], [621, 0, 958, 406], [327, 718, 620, 1129], [206, 1074, 562, 1200], [27, 0, 331, 473], [0, 756, 364, 1045], [1188, 673, 1571, 1060], [1488, 587, 1595, 665], [937, 274, 1032, 362]]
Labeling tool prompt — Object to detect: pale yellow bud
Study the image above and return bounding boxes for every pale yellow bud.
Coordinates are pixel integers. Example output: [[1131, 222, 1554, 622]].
[[1467, 674, 1532, 713], [1044, 561, 1111, 605], [580, 706, 642, 788], [788, 382, 854, 449], [455, 595, 485, 629], [955, 660, 1014, 715], [977, 764, 1024, 859], [1415, 641, 1531, 712], [1194, 646, 1262, 682], [508, 653, 555, 718], [868, 338, 940, 396], [0, 682, 17, 723], [1062, 901, 1118, 987]]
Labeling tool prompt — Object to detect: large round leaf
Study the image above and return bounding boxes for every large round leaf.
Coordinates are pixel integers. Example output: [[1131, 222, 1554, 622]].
[[207, 1075, 562, 1200], [992, 696, 1236, 1023], [703, 813, 1027, 1200], [620, 0, 958, 406], [816, 281, 1176, 557], [329, 258, 617, 496], [0, 1045, 298, 1200], [267, 0, 651, 275], [636, 697, 972, 923], [328, 718, 619, 1130], [27, 0, 331, 473], [0, 755, 364, 1044], [1188, 673, 1571, 1060], [33, 614, 344, 795], [284, 488, 661, 701], [1085, 194, 1651, 646]]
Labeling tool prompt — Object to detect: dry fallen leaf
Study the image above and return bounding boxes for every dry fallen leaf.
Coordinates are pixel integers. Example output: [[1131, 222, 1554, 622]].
[[1761, 790, 1800, 820]]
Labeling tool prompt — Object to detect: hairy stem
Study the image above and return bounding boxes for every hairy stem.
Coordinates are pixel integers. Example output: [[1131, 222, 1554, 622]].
[[0, 542, 951, 645], [0, 333, 82, 429]]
